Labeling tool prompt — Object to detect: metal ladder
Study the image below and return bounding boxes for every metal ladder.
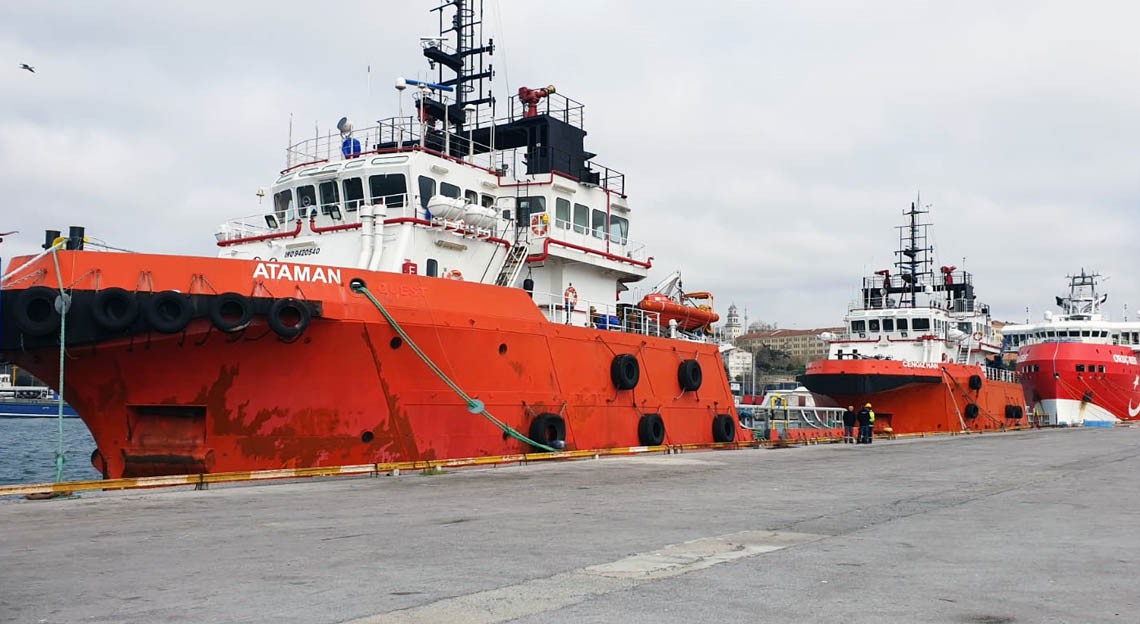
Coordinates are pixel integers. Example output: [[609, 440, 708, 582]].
[[495, 235, 529, 286], [955, 346, 970, 364]]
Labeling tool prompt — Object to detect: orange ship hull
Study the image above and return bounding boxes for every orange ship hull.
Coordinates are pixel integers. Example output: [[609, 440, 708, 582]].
[[800, 359, 1026, 434], [1, 251, 748, 478]]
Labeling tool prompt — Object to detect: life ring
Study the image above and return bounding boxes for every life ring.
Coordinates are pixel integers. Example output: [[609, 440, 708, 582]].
[[528, 413, 566, 451], [972, 331, 983, 341], [638, 413, 666, 446], [444, 268, 464, 281], [563, 285, 578, 309], [144, 290, 193, 334], [209, 292, 253, 333], [13, 286, 62, 336], [677, 359, 703, 392], [712, 414, 736, 442], [530, 213, 549, 236], [91, 287, 139, 332], [610, 353, 640, 390], [267, 297, 312, 338]]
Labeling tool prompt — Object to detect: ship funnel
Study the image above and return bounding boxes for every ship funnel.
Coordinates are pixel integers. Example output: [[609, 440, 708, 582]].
[[43, 229, 60, 249]]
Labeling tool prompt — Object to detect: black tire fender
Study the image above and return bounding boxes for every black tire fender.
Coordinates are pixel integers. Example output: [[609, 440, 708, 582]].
[[267, 297, 312, 338], [712, 413, 736, 442], [637, 413, 666, 446], [678, 359, 703, 392], [13, 286, 61, 336], [610, 354, 640, 390], [91, 287, 139, 332], [964, 403, 980, 419], [968, 374, 983, 390], [528, 413, 566, 451], [209, 292, 253, 333], [144, 290, 193, 334]]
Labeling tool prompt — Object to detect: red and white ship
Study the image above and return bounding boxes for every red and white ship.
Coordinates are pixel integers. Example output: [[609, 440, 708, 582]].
[[0, 2, 746, 479], [1002, 270, 1140, 426], [800, 202, 1026, 435]]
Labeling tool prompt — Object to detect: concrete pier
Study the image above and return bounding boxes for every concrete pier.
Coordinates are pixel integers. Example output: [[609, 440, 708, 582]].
[[2, 427, 1138, 623]]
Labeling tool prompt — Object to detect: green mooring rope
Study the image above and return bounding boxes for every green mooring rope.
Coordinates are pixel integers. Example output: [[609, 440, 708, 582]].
[[352, 282, 556, 452]]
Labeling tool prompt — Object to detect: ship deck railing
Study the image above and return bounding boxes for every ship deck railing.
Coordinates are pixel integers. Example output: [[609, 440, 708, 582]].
[[983, 366, 1019, 384], [738, 406, 847, 435], [284, 115, 625, 196], [534, 291, 669, 337], [215, 193, 651, 267]]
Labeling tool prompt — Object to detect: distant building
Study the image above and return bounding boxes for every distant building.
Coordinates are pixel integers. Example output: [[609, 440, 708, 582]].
[[736, 327, 844, 365], [723, 304, 743, 342], [722, 346, 753, 380]]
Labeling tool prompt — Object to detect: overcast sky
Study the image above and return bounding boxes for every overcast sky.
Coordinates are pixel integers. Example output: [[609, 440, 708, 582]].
[[3, 1, 1138, 328]]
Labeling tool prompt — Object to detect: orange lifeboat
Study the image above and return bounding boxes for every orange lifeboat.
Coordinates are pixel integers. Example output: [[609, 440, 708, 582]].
[[637, 291, 720, 331]]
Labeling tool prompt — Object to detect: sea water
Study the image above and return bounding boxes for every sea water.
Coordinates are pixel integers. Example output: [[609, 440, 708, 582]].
[[0, 418, 100, 485]]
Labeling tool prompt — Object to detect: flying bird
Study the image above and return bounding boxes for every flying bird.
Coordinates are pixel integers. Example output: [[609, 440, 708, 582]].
[[20, 64, 35, 73]]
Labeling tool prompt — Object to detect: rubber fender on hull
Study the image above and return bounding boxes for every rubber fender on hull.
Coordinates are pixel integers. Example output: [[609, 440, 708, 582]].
[[964, 403, 980, 419], [529, 413, 566, 451], [1081, 390, 1094, 403], [209, 292, 254, 333], [1004, 405, 1024, 419], [611, 354, 640, 390], [268, 297, 312, 338], [144, 290, 193, 334], [712, 414, 736, 442], [91, 287, 139, 332], [968, 374, 983, 391], [638, 413, 666, 446], [678, 359, 703, 392], [13, 286, 62, 336]]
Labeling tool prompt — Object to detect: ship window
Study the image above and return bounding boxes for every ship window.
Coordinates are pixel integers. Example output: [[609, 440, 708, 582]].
[[1047, 331, 1056, 338], [610, 215, 629, 244], [440, 182, 461, 199], [342, 177, 364, 212], [481, 194, 495, 208], [417, 176, 436, 210], [426, 258, 438, 277], [572, 203, 589, 234], [1081, 330, 1091, 337], [465, 190, 478, 205], [555, 198, 571, 229], [1076, 364, 1085, 372], [296, 185, 317, 216], [274, 189, 294, 223], [319, 180, 340, 215], [912, 318, 930, 331], [868, 319, 880, 332], [851, 320, 866, 332], [592, 209, 607, 239], [369, 173, 407, 208], [882, 319, 894, 331], [897, 319, 908, 331], [516, 196, 546, 226], [1099, 365, 1106, 373], [1033, 365, 1040, 372]]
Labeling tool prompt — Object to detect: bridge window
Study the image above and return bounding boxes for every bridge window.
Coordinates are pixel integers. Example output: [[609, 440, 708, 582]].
[[319, 180, 340, 215], [342, 177, 364, 212], [610, 215, 629, 244], [369, 174, 407, 208], [868, 319, 880, 332], [897, 319, 908, 331], [882, 319, 895, 331], [592, 209, 607, 239], [573, 203, 589, 234], [417, 176, 435, 210], [555, 198, 571, 230], [851, 320, 866, 332], [912, 318, 930, 331], [296, 185, 317, 216], [440, 182, 461, 199], [274, 189, 294, 222]]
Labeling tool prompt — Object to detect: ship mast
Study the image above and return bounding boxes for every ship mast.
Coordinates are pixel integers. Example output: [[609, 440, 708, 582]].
[[425, 0, 495, 154], [893, 200, 932, 309]]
